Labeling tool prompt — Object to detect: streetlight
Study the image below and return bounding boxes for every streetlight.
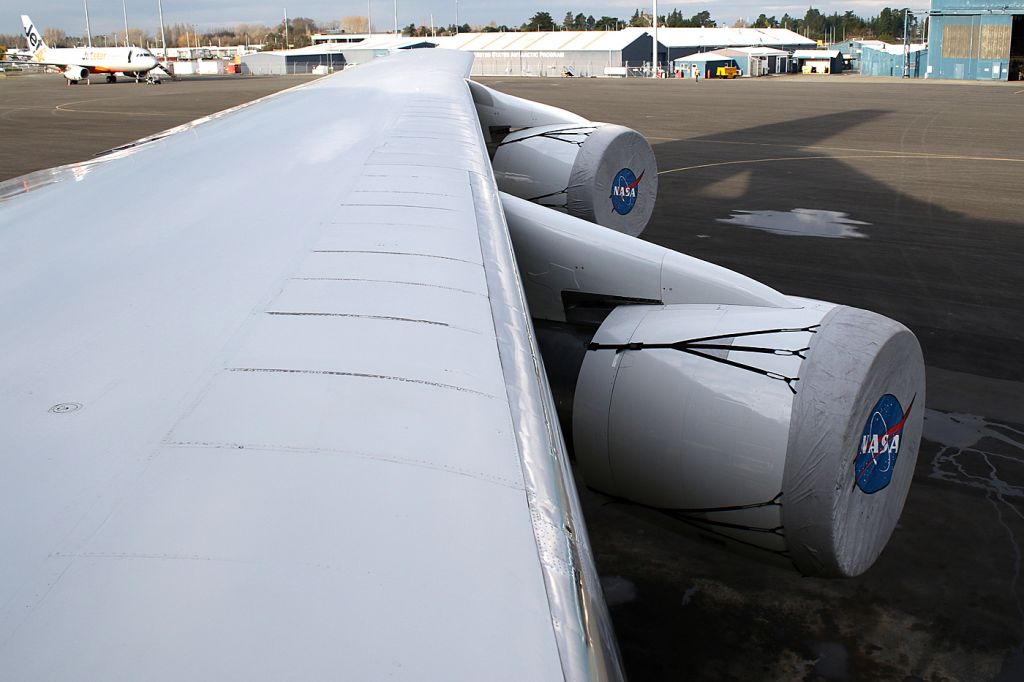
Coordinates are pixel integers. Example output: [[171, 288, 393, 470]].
[[651, 0, 658, 78]]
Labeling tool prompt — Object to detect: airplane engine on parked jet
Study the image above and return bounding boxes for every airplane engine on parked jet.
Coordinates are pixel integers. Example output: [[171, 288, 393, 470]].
[[491, 123, 658, 237], [63, 66, 89, 82], [469, 81, 658, 236], [498, 192, 926, 579], [573, 301, 924, 578]]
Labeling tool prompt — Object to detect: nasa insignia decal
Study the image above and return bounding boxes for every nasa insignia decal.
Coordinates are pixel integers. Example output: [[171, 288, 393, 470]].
[[610, 168, 644, 215], [854, 394, 915, 494]]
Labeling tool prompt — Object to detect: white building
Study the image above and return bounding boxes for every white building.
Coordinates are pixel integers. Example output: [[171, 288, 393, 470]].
[[657, 27, 816, 67], [435, 29, 656, 77]]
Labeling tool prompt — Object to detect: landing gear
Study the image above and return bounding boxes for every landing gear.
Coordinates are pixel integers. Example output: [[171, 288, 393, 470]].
[[106, 74, 117, 83]]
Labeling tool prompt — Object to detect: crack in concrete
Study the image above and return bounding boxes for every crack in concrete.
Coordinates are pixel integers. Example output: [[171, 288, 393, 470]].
[[926, 410, 1024, 670]]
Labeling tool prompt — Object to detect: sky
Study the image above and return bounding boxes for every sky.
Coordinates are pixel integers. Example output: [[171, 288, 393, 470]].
[[0, 1, 904, 39]]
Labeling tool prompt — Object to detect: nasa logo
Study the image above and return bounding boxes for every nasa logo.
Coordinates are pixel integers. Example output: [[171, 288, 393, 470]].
[[610, 168, 644, 216], [854, 394, 915, 494]]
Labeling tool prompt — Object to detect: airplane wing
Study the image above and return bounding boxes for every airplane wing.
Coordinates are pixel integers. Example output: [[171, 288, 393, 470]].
[[1, 59, 61, 66], [0, 50, 621, 680]]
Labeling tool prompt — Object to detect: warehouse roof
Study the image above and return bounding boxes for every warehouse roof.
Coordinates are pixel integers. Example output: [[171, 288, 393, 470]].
[[792, 49, 842, 59], [435, 28, 650, 52], [656, 27, 815, 48], [263, 37, 435, 56], [734, 46, 791, 56], [671, 48, 747, 64], [859, 41, 928, 54]]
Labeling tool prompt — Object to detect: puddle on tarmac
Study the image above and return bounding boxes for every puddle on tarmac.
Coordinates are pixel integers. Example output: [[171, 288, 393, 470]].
[[717, 208, 870, 239]]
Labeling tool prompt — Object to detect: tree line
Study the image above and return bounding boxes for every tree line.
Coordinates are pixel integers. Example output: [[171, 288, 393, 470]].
[[0, 7, 920, 52], [515, 7, 916, 42], [405, 7, 918, 41], [0, 16, 356, 51]]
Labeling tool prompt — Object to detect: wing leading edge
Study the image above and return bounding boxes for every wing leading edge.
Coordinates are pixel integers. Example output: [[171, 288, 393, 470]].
[[0, 50, 621, 679]]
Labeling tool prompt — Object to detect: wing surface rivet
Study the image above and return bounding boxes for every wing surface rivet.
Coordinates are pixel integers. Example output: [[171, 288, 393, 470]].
[[49, 402, 82, 414]]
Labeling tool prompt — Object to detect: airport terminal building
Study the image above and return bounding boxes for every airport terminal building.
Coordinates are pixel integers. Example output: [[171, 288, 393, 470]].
[[928, 0, 1024, 80]]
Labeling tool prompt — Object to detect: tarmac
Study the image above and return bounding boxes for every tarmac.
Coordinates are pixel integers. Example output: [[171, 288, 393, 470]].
[[2, 70, 1023, 681]]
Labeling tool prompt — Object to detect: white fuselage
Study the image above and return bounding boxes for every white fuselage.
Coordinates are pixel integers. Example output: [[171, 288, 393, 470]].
[[35, 46, 158, 74]]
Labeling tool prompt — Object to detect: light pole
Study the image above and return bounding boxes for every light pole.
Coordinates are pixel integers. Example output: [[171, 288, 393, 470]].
[[122, 0, 130, 46], [83, 0, 93, 46], [158, 0, 167, 58], [902, 8, 911, 78], [651, 0, 658, 78]]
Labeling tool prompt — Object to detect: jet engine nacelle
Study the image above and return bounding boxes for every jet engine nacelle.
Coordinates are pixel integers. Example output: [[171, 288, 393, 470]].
[[63, 66, 89, 82], [469, 81, 657, 236], [573, 301, 925, 578], [491, 123, 658, 237]]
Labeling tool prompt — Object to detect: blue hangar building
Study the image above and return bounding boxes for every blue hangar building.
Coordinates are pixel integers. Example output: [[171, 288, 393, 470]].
[[929, 0, 1024, 80]]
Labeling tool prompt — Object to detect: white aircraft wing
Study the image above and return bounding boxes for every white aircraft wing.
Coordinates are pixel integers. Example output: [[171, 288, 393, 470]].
[[0, 50, 621, 680]]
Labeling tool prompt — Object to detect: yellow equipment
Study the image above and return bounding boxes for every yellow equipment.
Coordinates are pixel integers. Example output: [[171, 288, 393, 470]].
[[715, 66, 739, 79]]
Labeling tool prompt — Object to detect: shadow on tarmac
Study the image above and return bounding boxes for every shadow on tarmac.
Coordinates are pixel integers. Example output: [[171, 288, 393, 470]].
[[587, 108, 1024, 682]]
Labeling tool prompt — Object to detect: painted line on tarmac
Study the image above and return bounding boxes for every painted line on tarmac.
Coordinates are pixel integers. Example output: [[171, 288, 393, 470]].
[[54, 101, 173, 116], [668, 137, 1024, 163], [660, 154, 916, 174], [658, 152, 1024, 175]]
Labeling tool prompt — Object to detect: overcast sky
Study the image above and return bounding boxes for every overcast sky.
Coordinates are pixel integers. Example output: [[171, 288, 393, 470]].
[[0, 1, 901, 38]]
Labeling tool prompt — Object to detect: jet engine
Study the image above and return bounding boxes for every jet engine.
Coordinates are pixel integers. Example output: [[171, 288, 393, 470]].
[[63, 66, 89, 82], [470, 81, 658, 237], [574, 302, 924, 578], [499, 192, 925, 578]]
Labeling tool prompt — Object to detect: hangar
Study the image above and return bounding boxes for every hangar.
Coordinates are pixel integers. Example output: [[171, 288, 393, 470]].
[[242, 45, 346, 75], [928, 0, 1024, 80], [672, 49, 746, 78], [735, 46, 793, 75], [436, 29, 656, 77], [241, 37, 433, 74], [656, 27, 815, 67], [858, 42, 928, 77]]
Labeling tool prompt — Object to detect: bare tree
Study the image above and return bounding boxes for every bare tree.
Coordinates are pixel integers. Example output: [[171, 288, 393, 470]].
[[127, 28, 153, 46], [339, 15, 370, 33], [43, 28, 68, 47]]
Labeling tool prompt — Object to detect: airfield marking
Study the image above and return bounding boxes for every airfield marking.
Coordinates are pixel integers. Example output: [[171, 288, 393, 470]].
[[54, 98, 175, 116], [0, 105, 58, 121], [658, 152, 1024, 175], [660, 137, 1024, 163]]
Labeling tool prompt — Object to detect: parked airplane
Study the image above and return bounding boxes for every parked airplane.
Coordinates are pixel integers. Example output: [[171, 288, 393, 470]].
[[9, 14, 162, 84], [0, 49, 924, 679]]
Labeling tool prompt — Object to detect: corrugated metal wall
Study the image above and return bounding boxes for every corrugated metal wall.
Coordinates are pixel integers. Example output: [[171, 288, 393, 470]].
[[929, 2, 1022, 80], [860, 47, 928, 77], [469, 51, 630, 77]]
